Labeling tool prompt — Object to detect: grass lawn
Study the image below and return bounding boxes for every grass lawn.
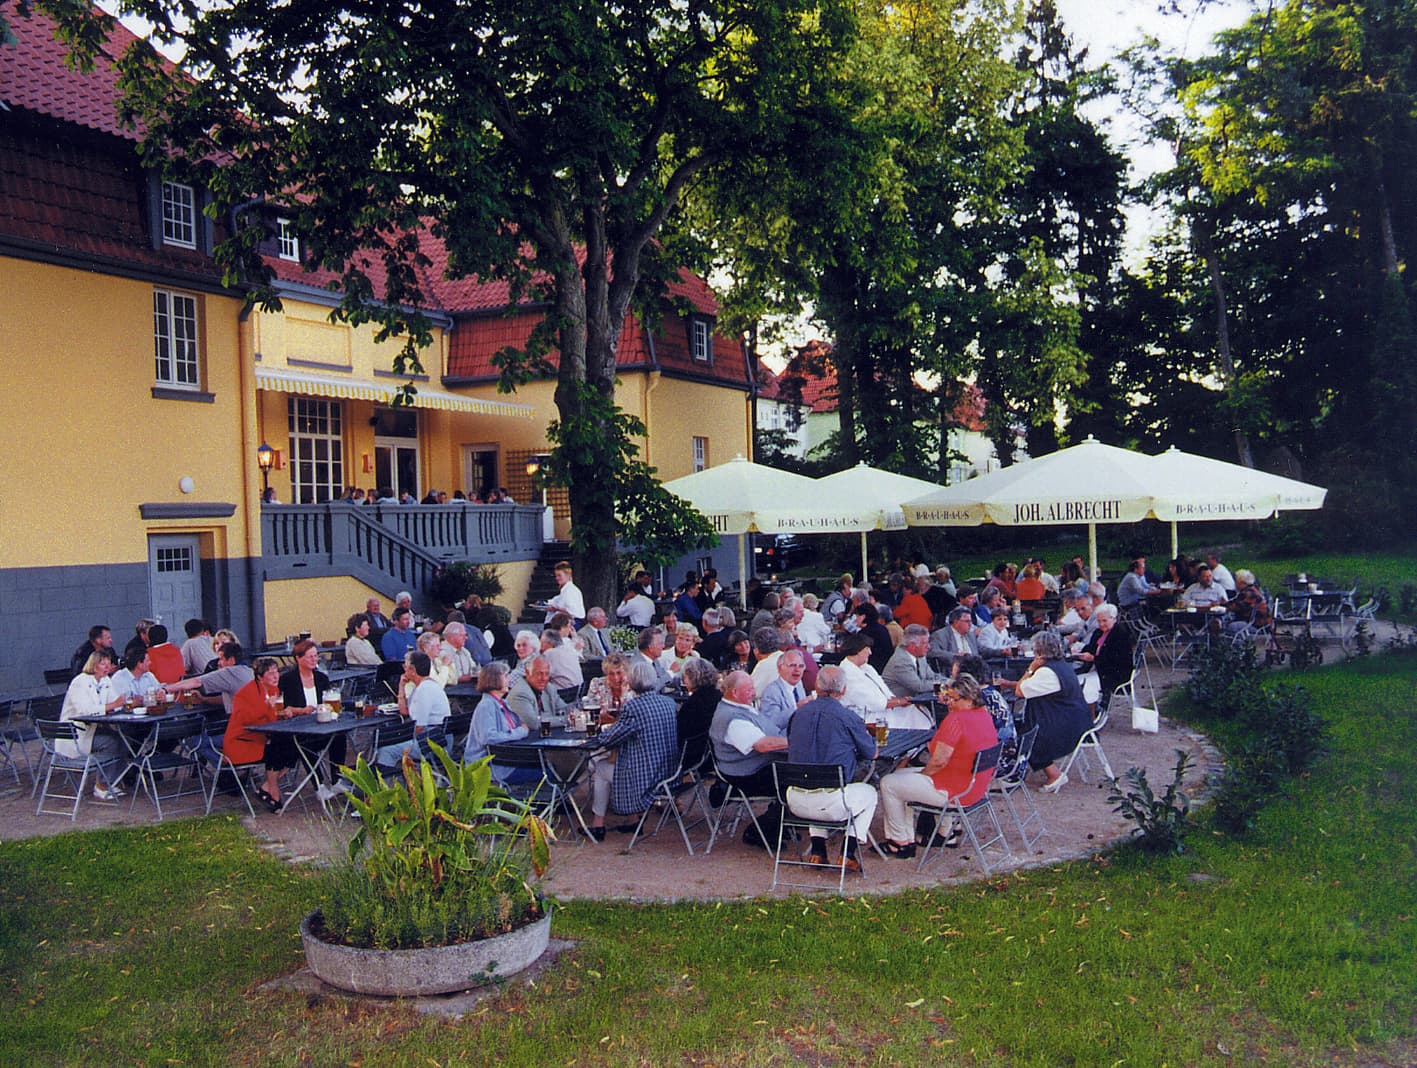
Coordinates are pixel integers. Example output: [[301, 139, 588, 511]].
[[3, 655, 1415, 1066]]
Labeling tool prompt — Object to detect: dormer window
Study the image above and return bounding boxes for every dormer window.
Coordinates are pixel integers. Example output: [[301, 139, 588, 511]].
[[161, 181, 197, 248], [690, 318, 712, 363], [277, 218, 300, 262]]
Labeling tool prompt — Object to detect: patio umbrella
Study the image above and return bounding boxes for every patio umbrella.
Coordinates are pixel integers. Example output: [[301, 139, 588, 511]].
[[1147, 446, 1328, 558], [663, 456, 866, 606], [813, 463, 945, 583], [901, 437, 1164, 580]]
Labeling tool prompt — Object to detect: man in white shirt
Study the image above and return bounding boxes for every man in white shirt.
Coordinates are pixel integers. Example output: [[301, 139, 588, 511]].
[[758, 648, 809, 732], [749, 628, 784, 698], [543, 561, 587, 626], [796, 594, 833, 651], [440, 621, 490, 683], [540, 629, 584, 693], [1205, 551, 1236, 594], [577, 607, 614, 659], [374, 651, 451, 765], [615, 583, 655, 627], [111, 650, 161, 703], [708, 671, 789, 849]]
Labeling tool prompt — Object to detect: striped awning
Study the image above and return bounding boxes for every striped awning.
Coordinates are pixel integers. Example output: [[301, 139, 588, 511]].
[[254, 366, 535, 418]]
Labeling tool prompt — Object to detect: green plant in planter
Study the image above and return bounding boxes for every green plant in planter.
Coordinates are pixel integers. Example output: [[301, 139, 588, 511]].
[[606, 624, 640, 652], [428, 562, 504, 609], [318, 743, 551, 951]]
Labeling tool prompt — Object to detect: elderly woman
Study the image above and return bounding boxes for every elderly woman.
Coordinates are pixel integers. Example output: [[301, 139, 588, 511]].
[[585, 652, 632, 719], [586, 658, 679, 841], [344, 613, 381, 666], [59, 650, 127, 800], [796, 594, 833, 651], [1227, 569, 1271, 633], [952, 652, 1017, 747], [415, 631, 455, 688], [225, 657, 299, 812], [1077, 604, 1135, 711], [659, 622, 701, 676], [879, 673, 999, 858], [1016, 631, 1094, 792], [838, 632, 918, 726], [976, 606, 1018, 657], [460, 662, 537, 783], [676, 657, 721, 769], [507, 630, 540, 684]]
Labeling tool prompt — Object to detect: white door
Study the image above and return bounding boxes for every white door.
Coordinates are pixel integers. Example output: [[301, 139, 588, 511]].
[[461, 444, 500, 499], [148, 534, 202, 629]]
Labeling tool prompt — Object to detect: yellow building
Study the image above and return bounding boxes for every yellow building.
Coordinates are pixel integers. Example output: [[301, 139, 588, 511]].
[[1, 9, 755, 690]]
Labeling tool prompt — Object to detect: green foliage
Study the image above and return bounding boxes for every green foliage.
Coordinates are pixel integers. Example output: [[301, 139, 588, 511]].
[[427, 562, 504, 608], [323, 745, 551, 950], [1261, 684, 1330, 776], [1209, 735, 1287, 836], [1184, 638, 1259, 714], [605, 625, 640, 653], [1105, 750, 1193, 855], [542, 382, 717, 572]]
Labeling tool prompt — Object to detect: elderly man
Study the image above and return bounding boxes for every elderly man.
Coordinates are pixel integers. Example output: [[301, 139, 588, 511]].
[[577, 607, 615, 659], [709, 670, 789, 850], [615, 583, 656, 627], [374, 651, 450, 766], [1055, 590, 1092, 638], [785, 665, 879, 871], [363, 597, 392, 647], [772, 607, 820, 692], [883, 624, 947, 700], [1183, 564, 1230, 608], [506, 655, 568, 732], [635, 626, 672, 690], [540, 629, 584, 695], [380, 607, 419, 662], [441, 621, 491, 684], [585, 658, 680, 841], [697, 608, 730, 667], [748, 627, 784, 697], [930, 606, 980, 660], [759, 648, 809, 732]]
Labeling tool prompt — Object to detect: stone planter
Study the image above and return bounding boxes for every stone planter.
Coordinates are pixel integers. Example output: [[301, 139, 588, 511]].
[[301, 909, 552, 996]]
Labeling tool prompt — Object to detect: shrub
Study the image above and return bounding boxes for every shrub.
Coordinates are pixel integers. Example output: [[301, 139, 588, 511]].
[[428, 562, 504, 608], [1250, 684, 1328, 776], [1209, 737, 1288, 836], [1186, 641, 1259, 716], [1106, 751, 1193, 855], [606, 624, 640, 652], [319, 745, 550, 951]]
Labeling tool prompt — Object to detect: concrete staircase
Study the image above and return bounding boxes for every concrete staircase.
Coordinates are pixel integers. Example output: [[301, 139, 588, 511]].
[[517, 541, 572, 623]]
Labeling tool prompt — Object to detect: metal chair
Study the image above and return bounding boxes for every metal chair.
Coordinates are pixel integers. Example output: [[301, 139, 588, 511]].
[[0, 697, 38, 789], [126, 712, 208, 820], [989, 726, 1045, 851], [484, 744, 575, 837], [201, 716, 262, 818], [703, 750, 776, 855], [34, 719, 128, 821], [909, 743, 1011, 874], [770, 761, 870, 892], [371, 718, 418, 774], [625, 735, 712, 856], [1058, 705, 1115, 784]]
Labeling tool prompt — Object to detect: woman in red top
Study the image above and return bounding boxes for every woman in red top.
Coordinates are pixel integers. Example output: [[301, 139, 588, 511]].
[[878, 673, 998, 858], [224, 657, 297, 812]]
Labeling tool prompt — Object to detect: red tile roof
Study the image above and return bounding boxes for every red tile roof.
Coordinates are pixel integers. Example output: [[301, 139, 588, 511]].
[[0, 7, 147, 140]]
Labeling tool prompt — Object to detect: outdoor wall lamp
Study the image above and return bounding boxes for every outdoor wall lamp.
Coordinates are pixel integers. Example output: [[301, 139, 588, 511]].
[[257, 442, 275, 492]]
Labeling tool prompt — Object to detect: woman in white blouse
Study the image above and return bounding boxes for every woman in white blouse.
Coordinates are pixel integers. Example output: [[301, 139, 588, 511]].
[[837, 633, 930, 730], [59, 650, 127, 798]]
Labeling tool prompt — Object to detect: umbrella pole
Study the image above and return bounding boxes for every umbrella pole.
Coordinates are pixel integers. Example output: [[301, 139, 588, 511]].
[[1088, 523, 1098, 583], [1171, 521, 1178, 561], [738, 534, 748, 610], [860, 531, 868, 588]]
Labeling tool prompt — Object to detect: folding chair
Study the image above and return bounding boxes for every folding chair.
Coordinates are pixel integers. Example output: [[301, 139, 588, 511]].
[[484, 744, 580, 840], [34, 719, 128, 821], [371, 719, 418, 775], [127, 713, 208, 820], [442, 709, 474, 754], [0, 697, 38, 790], [770, 762, 870, 893], [24, 695, 63, 797], [624, 736, 711, 856], [703, 750, 775, 855], [910, 742, 1011, 874], [202, 724, 263, 818], [989, 726, 1045, 851], [1058, 705, 1115, 783]]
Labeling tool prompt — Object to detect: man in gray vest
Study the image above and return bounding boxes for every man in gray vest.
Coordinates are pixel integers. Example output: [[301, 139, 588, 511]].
[[709, 670, 788, 850]]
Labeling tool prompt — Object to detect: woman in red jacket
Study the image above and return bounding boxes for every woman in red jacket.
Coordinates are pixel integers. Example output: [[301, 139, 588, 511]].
[[224, 657, 297, 812]]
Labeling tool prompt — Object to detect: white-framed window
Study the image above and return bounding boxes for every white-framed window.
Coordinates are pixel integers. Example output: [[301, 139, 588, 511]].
[[277, 218, 300, 261], [288, 397, 345, 504], [690, 318, 711, 362], [153, 288, 201, 389], [693, 435, 708, 472], [161, 181, 196, 248]]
